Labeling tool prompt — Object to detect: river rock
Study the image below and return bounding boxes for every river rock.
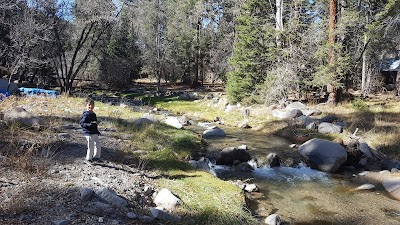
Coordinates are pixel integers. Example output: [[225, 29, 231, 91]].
[[202, 126, 226, 138], [358, 139, 375, 159], [298, 138, 347, 172], [80, 187, 94, 201], [154, 188, 181, 211], [244, 184, 258, 192], [216, 147, 251, 166], [318, 122, 343, 134], [96, 188, 128, 207], [266, 153, 281, 167], [265, 213, 281, 225], [296, 115, 319, 127]]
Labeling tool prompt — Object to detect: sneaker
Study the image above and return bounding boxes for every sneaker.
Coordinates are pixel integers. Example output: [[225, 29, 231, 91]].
[[93, 158, 104, 163], [83, 159, 94, 166]]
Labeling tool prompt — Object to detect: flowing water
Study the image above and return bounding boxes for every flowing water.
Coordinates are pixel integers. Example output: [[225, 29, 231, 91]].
[[189, 123, 400, 225]]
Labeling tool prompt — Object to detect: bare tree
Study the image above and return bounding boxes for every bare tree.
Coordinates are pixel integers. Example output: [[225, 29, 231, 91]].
[[51, 0, 116, 94], [0, 0, 53, 91]]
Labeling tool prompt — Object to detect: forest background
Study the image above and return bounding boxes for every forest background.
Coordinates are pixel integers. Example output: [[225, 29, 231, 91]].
[[0, 0, 399, 104]]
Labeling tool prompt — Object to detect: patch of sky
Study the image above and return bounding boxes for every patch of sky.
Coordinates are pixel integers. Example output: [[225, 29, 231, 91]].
[[27, 0, 123, 21]]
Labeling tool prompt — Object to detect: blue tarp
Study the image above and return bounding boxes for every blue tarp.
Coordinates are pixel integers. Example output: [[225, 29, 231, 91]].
[[18, 87, 60, 97], [0, 89, 10, 100]]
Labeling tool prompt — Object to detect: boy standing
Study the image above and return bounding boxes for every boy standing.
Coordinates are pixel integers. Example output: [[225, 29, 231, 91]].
[[80, 98, 102, 165]]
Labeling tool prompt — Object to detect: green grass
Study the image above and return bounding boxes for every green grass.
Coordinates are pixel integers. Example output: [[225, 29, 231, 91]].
[[157, 170, 255, 225]]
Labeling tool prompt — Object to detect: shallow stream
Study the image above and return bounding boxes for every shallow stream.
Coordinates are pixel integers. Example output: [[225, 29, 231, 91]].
[[188, 123, 400, 225]]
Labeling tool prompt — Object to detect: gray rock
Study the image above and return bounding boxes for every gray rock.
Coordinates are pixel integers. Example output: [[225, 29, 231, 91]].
[[383, 177, 400, 200], [266, 153, 280, 167], [127, 212, 138, 219], [298, 138, 347, 172], [284, 109, 303, 119], [94, 202, 116, 216], [80, 187, 94, 201], [216, 147, 251, 166], [150, 207, 181, 222], [380, 157, 400, 170], [139, 215, 156, 224], [306, 122, 317, 130], [265, 213, 281, 225], [96, 188, 128, 207], [286, 102, 307, 110], [154, 188, 181, 211], [244, 184, 258, 192], [202, 126, 226, 138], [358, 139, 375, 159], [178, 92, 192, 100], [318, 122, 343, 134], [164, 117, 183, 129], [82, 206, 103, 216], [296, 115, 319, 127]]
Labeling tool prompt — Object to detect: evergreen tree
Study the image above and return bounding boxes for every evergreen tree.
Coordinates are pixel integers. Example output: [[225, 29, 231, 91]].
[[226, 0, 276, 104], [99, 8, 142, 89]]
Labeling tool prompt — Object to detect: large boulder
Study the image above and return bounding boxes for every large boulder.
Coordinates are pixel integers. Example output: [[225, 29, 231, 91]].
[[216, 147, 251, 166], [285, 102, 307, 110], [202, 126, 226, 138], [272, 109, 303, 119], [298, 138, 348, 172], [3, 107, 44, 128]]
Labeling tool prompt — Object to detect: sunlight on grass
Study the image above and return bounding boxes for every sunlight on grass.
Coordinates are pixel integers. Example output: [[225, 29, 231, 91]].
[[157, 170, 255, 225]]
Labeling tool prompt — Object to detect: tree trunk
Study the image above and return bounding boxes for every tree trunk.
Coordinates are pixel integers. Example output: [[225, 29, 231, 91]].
[[361, 34, 367, 96], [275, 0, 283, 47], [327, 0, 337, 104], [193, 18, 201, 87]]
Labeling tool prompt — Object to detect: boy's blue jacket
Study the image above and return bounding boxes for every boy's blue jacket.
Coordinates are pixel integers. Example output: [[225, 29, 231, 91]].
[[80, 111, 100, 135]]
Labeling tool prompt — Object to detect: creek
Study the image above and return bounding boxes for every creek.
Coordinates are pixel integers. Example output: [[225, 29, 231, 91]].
[[188, 123, 400, 225]]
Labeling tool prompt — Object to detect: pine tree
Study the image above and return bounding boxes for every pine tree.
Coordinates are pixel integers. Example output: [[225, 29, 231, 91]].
[[226, 0, 276, 104]]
